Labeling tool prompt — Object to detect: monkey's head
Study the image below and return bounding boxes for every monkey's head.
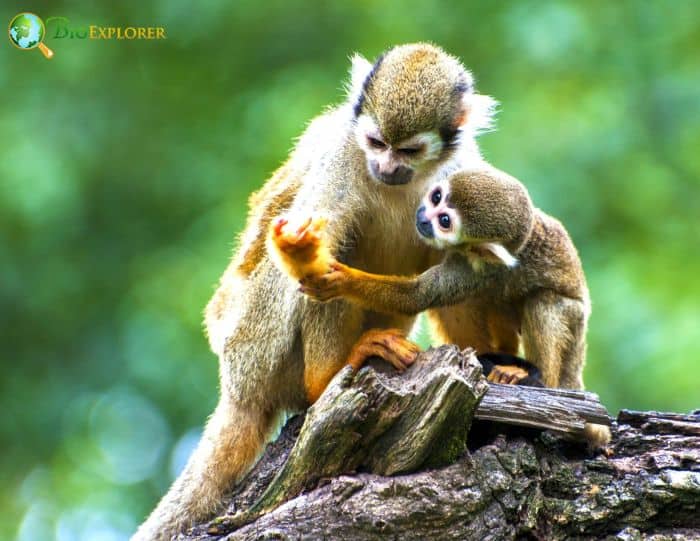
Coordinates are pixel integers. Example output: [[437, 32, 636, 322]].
[[348, 43, 496, 186], [415, 170, 535, 265]]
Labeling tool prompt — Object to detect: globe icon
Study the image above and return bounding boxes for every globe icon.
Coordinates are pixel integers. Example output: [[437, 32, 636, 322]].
[[8, 12, 54, 59]]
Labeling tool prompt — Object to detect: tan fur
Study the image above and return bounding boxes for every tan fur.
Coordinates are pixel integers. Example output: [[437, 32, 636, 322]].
[[447, 169, 535, 254], [363, 43, 471, 144], [236, 163, 301, 277], [282, 166, 610, 448], [134, 43, 490, 540]]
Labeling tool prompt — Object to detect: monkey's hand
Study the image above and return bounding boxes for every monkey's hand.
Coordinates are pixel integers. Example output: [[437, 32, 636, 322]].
[[270, 216, 331, 281], [486, 364, 530, 385], [299, 261, 354, 302]]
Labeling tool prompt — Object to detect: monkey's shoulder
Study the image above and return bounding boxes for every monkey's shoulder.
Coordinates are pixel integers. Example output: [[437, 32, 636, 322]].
[[514, 209, 586, 297], [523, 210, 579, 263]]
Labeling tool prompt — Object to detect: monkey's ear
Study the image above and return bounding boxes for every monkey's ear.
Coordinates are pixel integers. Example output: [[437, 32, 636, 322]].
[[462, 93, 499, 134], [346, 53, 373, 103]]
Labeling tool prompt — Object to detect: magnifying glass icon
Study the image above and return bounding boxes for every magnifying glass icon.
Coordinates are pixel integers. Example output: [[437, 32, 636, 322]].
[[8, 12, 54, 59]]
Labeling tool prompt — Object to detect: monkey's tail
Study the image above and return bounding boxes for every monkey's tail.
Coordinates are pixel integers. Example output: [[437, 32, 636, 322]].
[[132, 399, 271, 541], [584, 422, 612, 449]]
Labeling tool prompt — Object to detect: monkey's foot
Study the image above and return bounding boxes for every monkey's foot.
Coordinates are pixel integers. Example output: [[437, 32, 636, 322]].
[[271, 216, 326, 266], [346, 328, 420, 373], [486, 364, 530, 384]]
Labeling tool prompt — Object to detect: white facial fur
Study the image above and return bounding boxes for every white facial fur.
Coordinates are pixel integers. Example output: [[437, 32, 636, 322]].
[[355, 115, 443, 174], [460, 92, 499, 135], [419, 181, 463, 249]]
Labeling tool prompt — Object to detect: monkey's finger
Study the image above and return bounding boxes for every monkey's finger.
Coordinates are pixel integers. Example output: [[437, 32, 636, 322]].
[[357, 335, 409, 372], [272, 218, 289, 236], [294, 217, 313, 236], [298, 285, 337, 302], [374, 328, 418, 348], [349, 343, 406, 372], [314, 290, 340, 302], [504, 373, 519, 384], [486, 369, 504, 383], [369, 343, 408, 372], [329, 261, 351, 272], [292, 225, 322, 248], [489, 365, 529, 385], [302, 272, 345, 292], [375, 333, 420, 369], [308, 216, 328, 233], [380, 340, 416, 364], [382, 337, 420, 366], [512, 369, 529, 384]]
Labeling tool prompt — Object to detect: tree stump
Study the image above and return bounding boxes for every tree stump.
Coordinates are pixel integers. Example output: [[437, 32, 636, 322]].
[[177, 346, 699, 541]]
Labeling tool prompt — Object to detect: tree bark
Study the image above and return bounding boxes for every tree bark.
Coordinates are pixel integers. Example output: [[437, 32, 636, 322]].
[[178, 346, 700, 541]]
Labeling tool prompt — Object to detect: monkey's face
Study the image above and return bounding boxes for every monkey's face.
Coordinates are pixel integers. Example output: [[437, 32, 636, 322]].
[[415, 182, 463, 249], [355, 115, 444, 186]]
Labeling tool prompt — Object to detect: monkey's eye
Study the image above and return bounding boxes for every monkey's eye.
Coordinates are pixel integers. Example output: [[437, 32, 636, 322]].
[[438, 213, 451, 230], [367, 136, 386, 150], [398, 147, 421, 156], [430, 188, 442, 206]]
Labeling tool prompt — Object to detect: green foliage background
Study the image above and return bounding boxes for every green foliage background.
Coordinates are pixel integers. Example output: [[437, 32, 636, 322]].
[[2, 1, 698, 539]]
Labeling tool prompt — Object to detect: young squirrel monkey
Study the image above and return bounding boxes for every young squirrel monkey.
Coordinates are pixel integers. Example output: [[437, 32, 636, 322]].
[[272, 167, 611, 448], [135, 43, 498, 540]]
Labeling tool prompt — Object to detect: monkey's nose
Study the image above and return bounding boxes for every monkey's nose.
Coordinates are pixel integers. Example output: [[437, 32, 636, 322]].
[[370, 161, 414, 185], [416, 206, 434, 238]]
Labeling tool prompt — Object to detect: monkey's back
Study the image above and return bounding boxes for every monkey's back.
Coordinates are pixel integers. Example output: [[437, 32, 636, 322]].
[[503, 209, 588, 304]]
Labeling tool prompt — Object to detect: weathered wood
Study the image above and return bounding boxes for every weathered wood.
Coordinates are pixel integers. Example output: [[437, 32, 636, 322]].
[[183, 416, 700, 541], [476, 382, 610, 436], [176, 347, 699, 540], [207, 345, 488, 532]]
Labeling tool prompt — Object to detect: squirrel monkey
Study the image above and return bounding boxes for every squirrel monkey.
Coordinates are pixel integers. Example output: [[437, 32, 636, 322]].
[[273, 167, 611, 448], [134, 44, 498, 540]]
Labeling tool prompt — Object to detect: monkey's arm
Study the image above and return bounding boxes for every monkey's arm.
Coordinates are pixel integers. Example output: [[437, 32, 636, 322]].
[[302, 252, 492, 315], [269, 216, 500, 314]]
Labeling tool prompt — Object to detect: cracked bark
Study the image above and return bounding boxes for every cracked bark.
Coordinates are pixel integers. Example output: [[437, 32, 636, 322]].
[[177, 346, 700, 541]]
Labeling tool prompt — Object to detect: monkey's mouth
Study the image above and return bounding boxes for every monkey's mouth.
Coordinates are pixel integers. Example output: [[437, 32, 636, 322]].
[[369, 162, 415, 186]]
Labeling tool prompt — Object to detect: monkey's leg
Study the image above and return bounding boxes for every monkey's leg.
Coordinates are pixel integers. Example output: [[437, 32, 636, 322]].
[[520, 291, 574, 388], [483, 308, 530, 384], [521, 291, 610, 447], [430, 305, 526, 384], [486, 308, 520, 355], [132, 398, 277, 541], [427, 303, 492, 352], [301, 302, 419, 404], [300, 301, 364, 404], [304, 327, 419, 404]]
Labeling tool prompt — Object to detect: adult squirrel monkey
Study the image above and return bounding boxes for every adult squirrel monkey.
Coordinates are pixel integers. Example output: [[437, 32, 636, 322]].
[[134, 44, 497, 540], [271, 167, 611, 448]]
